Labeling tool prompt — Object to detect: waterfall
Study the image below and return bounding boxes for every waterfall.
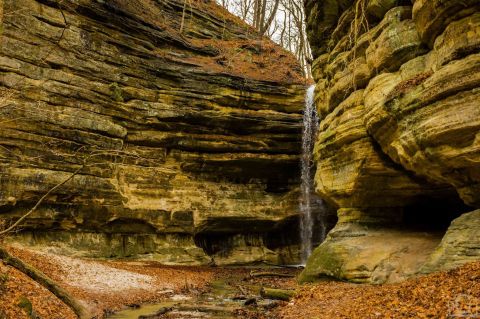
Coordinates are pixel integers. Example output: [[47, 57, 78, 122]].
[[300, 85, 320, 264]]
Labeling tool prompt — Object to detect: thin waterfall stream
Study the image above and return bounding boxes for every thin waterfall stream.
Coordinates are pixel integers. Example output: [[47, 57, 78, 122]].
[[300, 85, 321, 264]]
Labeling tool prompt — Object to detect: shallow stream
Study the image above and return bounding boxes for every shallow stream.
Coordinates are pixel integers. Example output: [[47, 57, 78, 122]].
[[108, 280, 238, 318], [107, 269, 296, 319]]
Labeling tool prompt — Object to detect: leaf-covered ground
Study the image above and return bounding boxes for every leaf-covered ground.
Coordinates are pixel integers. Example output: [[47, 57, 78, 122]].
[[0, 260, 77, 319], [279, 262, 480, 319], [1, 244, 479, 319], [0, 245, 217, 318]]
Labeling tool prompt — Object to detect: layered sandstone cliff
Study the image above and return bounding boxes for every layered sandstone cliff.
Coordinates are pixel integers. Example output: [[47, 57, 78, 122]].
[[0, 0, 308, 265], [301, 0, 480, 283]]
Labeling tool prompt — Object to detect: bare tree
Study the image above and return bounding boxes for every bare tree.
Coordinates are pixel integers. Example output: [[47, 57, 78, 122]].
[[0, 0, 3, 31], [239, 0, 253, 20], [281, 0, 311, 76], [220, 0, 279, 35], [217, 0, 313, 77]]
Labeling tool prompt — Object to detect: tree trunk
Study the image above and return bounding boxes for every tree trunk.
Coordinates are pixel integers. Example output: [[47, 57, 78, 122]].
[[0, 247, 89, 319], [253, 0, 260, 29], [279, 9, 286, 47], [0, 0, 3, 37], [260, 287, 296, 301], [260, 0, 280, 35], [259, 0, 267, 32]]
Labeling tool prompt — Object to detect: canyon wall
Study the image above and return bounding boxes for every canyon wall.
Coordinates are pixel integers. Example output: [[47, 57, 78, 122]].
[[302, 0, 480, 283], [0, 0, 308, 265]]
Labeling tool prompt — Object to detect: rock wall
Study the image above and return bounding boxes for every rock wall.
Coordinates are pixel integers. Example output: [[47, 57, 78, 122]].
[[302, 0, 480, 283], [0, 0, 307, 265]]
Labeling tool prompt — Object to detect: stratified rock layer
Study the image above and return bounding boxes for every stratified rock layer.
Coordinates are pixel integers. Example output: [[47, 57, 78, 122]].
[[0, 0, 306, 264], [422, 209, 480, 273], [302, 0, 480, 282]]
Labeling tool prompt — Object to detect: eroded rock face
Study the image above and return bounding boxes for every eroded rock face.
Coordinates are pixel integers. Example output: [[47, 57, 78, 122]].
[[302, 0, 480, 282], [0, 0, 306, 264], [421, 210, 480, 273]]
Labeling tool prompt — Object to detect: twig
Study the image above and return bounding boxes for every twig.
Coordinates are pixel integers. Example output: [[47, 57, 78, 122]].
[[249, 271, 295, 278], [0, 164, 84, 236], [179, 0, 187, 33]]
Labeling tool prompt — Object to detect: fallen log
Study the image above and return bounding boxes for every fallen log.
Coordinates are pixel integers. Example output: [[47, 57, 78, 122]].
[[138, 307, 173, 319], [260, 287, 295, 301], [0, 246, 89, 319], [260, 262, 305, 269], [249, 271, 295, 278]]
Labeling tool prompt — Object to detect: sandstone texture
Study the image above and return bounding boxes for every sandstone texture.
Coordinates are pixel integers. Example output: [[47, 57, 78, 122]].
[[0, 0, 307, 264], [422, 209, 480, 273], [302, 0, 480, 282]]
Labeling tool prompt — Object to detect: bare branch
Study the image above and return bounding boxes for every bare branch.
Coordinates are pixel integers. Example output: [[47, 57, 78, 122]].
[[0, 164, 85, 236]]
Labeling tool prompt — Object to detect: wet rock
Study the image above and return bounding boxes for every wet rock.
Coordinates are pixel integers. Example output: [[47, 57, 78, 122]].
[[244, 298, 257, 306]]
